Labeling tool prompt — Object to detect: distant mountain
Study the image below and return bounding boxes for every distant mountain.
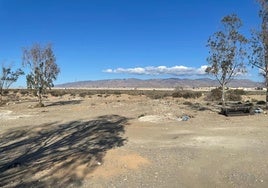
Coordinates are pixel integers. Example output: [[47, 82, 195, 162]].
[[56, 78, 264, 89]]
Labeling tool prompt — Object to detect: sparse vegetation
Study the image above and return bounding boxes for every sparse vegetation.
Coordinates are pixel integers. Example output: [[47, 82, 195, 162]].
[[206, 88, 244, 102], [22, 43, 60, 107], [0, 65, 24, 103], [206, 14, 248, 107], [183, 101, 193, 106], [172, 90, 202, 99], [227, 90, 243, 101], [249, 0, 268, 109], [146, 91, 169, 99], [49, 89, 69, 97], [257, 100, 266, 105], [78, 92, 89, 98], [1, 86, 268, 188], [19, 89, 29, 96]]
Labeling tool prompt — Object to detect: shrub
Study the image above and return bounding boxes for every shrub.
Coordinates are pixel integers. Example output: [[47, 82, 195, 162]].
[[49, 90, 67, 97], [19, 89, 29, 95], [207, 88, 222, 101], [183, 101, 193, 106], [148, 94, 163, 99], [256, 100, 266, 105], [172, 90, 202, 99], [104, 94, 110, 98], [146, 90, 170, 99], [171, 91, 182, 98], [113, 91, 122, 95], [227, 90, 242, 101], [184, 91, 202, 99], [79, 92, 88, 98], [2, 90, 9, 95], [206, 88, 243, 102], [232, 89, 246, 95], [12, 89, 19, 94]]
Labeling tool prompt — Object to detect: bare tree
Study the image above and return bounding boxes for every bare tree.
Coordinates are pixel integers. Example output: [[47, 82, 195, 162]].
[[206, 14, 248, 107], [22, 44, 60, 107], [250, 0, 268, 109], [0, 64, 24, 102]]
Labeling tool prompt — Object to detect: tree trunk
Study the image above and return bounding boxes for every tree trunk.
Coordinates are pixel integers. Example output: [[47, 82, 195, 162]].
[[0, 86, 3, 103], [38, 93, 42, 105], [263, 65, 268, 111], [37, 87, 44, 107], [265, 71, 268, 110], [221, 84, 226, 108], [266, 87, 268, 110]]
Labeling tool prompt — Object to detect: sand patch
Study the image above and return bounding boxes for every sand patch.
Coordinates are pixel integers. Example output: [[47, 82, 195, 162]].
[[89, 149, 150, 179], [0, 110, 32, 120], [0, 110, 12, 117], [184, 136, 261, 149], [138, 114, 180, 123]]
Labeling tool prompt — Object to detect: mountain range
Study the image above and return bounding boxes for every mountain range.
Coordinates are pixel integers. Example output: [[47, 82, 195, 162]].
[[56, 78, 264, 89]]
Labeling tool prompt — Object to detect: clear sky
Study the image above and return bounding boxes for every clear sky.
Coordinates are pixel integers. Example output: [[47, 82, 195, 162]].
[[0, 0, 263, 87]]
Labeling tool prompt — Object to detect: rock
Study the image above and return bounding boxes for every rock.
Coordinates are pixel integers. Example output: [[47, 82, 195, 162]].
[[181, 115, 190, 121], [254, 108, 264, 114]]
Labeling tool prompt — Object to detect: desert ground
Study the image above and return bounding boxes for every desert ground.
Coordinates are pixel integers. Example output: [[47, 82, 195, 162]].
[[0, 91, 268, 188]]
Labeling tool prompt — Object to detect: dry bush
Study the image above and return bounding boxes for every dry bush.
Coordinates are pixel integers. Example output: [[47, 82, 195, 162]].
[[206, 88, 244, 102], [145, 90, 171, 99], [206, 88, 222, 101], [49, 90, 68, 97], [172, 90, 202, 99], [78, 91, 93, 98], [19, 89, 30, 96], [227, 90, 243, 101], [183, 101, 193, 106], [256, 100, 266, 105]]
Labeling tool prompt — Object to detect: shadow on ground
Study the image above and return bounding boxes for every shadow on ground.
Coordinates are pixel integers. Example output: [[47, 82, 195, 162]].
[[0, 115, 128, 188], [46, 99, 83, 107]]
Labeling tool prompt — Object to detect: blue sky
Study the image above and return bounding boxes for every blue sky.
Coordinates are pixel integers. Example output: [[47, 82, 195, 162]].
[[0, 0, 263, 86]]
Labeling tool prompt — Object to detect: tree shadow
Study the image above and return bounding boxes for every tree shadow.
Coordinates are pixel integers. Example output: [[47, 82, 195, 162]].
[[183, 102, 213, 112], [46, 99, 83, 107], [0, 115, 128, 187]]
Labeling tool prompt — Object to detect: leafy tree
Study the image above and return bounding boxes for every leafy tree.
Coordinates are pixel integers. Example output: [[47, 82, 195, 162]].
[[22, 44, 60, 107], [0, 65, 24, 102], [249, 0, 268, 109], [206, 14, 248, 107]]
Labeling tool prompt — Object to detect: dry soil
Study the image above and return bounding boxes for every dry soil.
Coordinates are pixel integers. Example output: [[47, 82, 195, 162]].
[[0, 94, 268, 188]]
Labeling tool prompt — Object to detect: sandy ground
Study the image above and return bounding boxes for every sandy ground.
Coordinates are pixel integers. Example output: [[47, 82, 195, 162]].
[[0, 94, 268, 188]]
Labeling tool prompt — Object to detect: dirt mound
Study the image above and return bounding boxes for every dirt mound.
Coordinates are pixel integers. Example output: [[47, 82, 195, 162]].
[[138, 114, 181, 123]]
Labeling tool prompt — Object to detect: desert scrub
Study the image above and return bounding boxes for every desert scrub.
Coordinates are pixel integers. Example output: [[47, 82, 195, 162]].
[[206, 88, 243, 102], [19, 89, 29, 96], [183, 101, 193, 106], [256, 100, 266, 105], [227, 90, 242, 101], [49, 89, 68, 97], [112, 91, 122, 95], [79, 91, 92, 98], [146, 90, 171, 99], [172, 90, 202, 99]]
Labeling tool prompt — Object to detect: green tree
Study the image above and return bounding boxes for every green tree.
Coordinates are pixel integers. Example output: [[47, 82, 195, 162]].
[[206, 14, 248, 107], [22, 44, 60, 107], [0, 65, 24, 102], [249, 0, 268, 109]]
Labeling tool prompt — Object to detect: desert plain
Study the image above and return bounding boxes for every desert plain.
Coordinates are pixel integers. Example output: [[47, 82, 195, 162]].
[[0, 90, 268, 188]]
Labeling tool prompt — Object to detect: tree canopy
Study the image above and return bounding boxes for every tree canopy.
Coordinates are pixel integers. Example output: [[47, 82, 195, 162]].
[[206, 14, 248, 106], [22, 44, 60, 106]]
